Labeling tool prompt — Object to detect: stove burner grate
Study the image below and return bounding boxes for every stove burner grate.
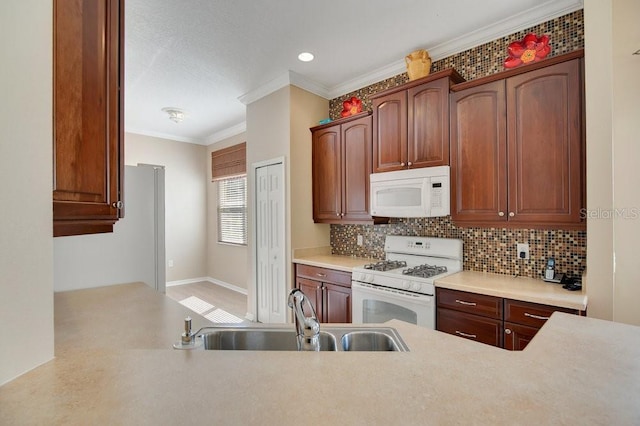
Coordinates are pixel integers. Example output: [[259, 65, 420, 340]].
[[363, 260, 407, 272], [402, 264, 448, 278]]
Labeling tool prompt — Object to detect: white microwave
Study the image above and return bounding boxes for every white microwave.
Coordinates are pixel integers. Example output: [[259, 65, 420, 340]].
[[369, 166, 450, 218]]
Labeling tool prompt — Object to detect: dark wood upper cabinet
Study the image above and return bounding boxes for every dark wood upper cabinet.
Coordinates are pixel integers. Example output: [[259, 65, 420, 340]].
[[372, 69, 465, 173], [449, 50, 585, 229], [53, 0, 124, 237], [311, 113, 381, 224], [506, 59, 583, 225], [450, 80, 508, 222]]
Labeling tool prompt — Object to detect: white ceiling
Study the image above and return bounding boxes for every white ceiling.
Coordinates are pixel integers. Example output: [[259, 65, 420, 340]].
[[124, 0, 583, 145]]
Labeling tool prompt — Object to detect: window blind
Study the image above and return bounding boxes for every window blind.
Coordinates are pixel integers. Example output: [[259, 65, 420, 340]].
[[218, 176, 247, 245], [211, 142, 246, 181]]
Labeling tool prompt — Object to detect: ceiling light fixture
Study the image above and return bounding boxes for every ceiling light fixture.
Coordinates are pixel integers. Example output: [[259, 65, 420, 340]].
[[161, 107, 186, 123], [298, 52, 314, 62]]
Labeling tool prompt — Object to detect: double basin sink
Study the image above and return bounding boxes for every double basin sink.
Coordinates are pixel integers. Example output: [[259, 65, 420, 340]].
[[191, 325, 409, 352]]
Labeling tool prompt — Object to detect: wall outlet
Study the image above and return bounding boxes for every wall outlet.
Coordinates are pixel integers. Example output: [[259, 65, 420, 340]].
[[168, 260, 174, 268], [516, 243, 529, 260], [357, 235, 363, 246]]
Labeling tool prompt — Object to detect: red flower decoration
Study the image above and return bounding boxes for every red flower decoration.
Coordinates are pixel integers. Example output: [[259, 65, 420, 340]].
[[340, 97, 363, 117], [504, 33, 551, 69]]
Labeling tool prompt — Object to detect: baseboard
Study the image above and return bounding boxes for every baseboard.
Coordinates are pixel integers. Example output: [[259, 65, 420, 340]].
[[205, 277, 248, 295], [165, 277, 210, 287], [166, 276, 249, 296]]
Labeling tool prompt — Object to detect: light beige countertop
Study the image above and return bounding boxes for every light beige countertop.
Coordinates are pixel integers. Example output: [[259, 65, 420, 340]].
[[292, 247, 374, 272], [1, 282, 637, 425], [436, 271, 588, 311]]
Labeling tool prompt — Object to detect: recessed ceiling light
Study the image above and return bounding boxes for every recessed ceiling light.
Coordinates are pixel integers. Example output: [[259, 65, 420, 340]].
[[298, 52, 314, 62]]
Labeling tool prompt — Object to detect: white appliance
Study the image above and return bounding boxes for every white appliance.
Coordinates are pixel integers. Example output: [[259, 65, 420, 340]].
[[369, 166, 450, 218], [351, 236, 463, 329]]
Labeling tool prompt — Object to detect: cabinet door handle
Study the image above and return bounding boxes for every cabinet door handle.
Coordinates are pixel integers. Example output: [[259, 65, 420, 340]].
[[336, 213, 341, 217], [509, 212, 515, 217], [455, 331, 477, 339], [524, 312, 550, 320], [498, 211, 505, 217], [400, 162, 405, 167], [455, 299, 477, 306], [340, 213, 345, 217], [112, 200, 123, 209], [505, 328, 512, 335], [316, 273, 326, 278], [407, 161, 413, 167]]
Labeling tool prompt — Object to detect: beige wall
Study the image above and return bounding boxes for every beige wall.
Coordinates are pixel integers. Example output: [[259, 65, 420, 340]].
[[610, 0, 640, 325], [206, 133, 249, 290], [0, 1, 55, 385], [246, 87, 291, 318], [245, 86, 329, 319], [125, 133, 208, 282], [585, 0, 640, 325], [289, 86, 331, 250]]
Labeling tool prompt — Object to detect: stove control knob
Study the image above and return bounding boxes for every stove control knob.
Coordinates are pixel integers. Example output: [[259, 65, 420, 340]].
[[411, 282, 422, 292], [402, 281, 411, 290]]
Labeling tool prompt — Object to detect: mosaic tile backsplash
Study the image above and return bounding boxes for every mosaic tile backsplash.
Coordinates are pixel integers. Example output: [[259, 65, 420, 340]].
[[328, 10, 586, 279]]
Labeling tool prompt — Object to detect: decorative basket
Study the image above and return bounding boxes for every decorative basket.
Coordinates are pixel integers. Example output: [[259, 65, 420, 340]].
[[405, 49, 432, 81]]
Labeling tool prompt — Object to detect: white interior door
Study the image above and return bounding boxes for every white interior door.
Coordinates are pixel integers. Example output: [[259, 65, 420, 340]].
[[256, 162, 286, 323]]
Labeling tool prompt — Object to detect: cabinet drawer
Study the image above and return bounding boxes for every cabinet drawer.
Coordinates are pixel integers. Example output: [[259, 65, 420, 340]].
[[437, 308, 502, 347], [296, 264, 351, 287], [504, 299, 578, 329], [436, 288, 502, 319]]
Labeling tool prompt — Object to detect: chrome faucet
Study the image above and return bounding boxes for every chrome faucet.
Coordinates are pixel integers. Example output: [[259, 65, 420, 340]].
[[288, 289, 321, 351]]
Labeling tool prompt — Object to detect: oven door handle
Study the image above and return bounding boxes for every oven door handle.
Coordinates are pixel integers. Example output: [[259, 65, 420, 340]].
[[351, 281, 434, 303]]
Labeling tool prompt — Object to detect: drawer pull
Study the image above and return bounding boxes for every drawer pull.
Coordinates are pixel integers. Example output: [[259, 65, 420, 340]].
[[455, 299, 477, 306], [524, 312, 550, 321], [455, 331, 477, 339], [505, 328, 512, 335], [316, 273, 327, 277]]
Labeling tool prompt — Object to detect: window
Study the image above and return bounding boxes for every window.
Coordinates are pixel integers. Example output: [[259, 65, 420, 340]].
[[218, 176, 247, 245]]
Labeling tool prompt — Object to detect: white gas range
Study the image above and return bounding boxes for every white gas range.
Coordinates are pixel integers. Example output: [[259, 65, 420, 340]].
[[351, 235, 463, 329]]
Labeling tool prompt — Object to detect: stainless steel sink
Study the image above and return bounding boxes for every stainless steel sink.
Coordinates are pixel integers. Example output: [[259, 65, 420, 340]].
[[341, 331, 402, 352], [201, 328, 336, 351], [190, 325, 408, 352]]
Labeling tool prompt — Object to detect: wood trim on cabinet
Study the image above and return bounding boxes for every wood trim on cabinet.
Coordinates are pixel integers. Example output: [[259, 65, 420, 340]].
[[371, 68, 465, 100], [450, 50, 584, 92]]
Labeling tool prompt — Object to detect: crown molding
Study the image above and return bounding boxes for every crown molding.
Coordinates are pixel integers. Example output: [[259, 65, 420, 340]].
[[327, 0, 583, 98], [125, 128, 206, 145], [238, 70, 331, 105], [205, 121, 247, 145]]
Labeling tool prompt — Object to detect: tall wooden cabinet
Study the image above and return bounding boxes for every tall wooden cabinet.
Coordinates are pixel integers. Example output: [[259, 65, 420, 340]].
[[371, 69, 465, 173], [311, 113, 375, 224], [450, 50, 585, 229], [53, 0, 124, 237]]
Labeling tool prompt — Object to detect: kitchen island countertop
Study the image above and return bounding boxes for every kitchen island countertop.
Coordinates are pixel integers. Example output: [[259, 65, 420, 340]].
[[0, 282, 637, 425]]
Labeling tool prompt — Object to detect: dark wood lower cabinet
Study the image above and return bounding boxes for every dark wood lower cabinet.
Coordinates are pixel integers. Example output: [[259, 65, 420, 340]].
[[503, 322, 538, 351], [437, 287, 582, 351], [295, 264, 352, 323], [437, 308, 502, 347]]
